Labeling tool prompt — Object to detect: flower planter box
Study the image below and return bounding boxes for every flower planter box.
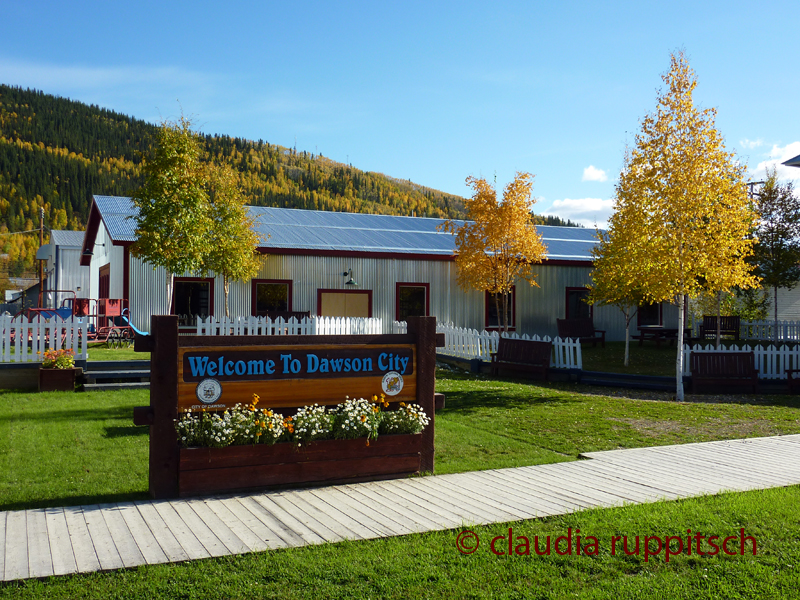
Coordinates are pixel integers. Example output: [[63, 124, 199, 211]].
[[178, 433, 423, 497], [38, 367, 81, 392]]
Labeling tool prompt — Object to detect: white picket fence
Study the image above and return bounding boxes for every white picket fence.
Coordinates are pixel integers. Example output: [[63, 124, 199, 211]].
[[196, 315, 384, 336], [0, 315, 89, 363], [683, 343, 800, 379], [740, 320, 800, 342], [434, 323, 582, 369]]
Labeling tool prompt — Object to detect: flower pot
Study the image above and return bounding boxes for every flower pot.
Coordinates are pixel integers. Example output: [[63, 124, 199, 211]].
[[38, 367, 81, 392], [177, 433, 423, 497]]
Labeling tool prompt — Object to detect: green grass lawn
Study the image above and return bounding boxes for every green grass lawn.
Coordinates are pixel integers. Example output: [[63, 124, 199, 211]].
[[2, 372, 800, 597]]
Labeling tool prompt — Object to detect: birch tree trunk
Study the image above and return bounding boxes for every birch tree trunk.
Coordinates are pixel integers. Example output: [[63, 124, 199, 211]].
[[676, 293, 685, 401]]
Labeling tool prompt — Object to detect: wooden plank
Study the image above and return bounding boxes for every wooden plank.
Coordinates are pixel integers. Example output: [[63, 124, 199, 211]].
[[573, 459, 699, 497], [26, 509, 53, 579], [219, 498, 289, 550], [133, 502, 190, 563], [476, 470, 579, 515], [273, 491, 365, 541], [367, 480, 477, 527], [424, 474, 535, 520], [480, 467, 589, 511], [251, 494, 337, 544], [114, 503, 169, 566], [44, 508, 77, 577], [532, 463, 671, 503], [63, 507, 100, 573], [4, 511, 28, 581], [573, 464, 684, 501], [604, 453, 770, 492], [642, 447, 792, 486], [81, 505, 124, 571], [0, 512, 5, 580], [170, 502, 230, 558], [308, 488, 404, 537], [204, 499, 271, 552], [386, 479, 497, 524], [490, 468, 603, 509], [97, 504, 145, 569], [344, 482, 456, 531], [499, 467, 623, 509], [399, 477, 518, 521], [456, 471, 569, 516], [238, 496, 315, 547], [330, 485, 430, 534], [150, 501, 210, 561], [185, 500, 250, 555]]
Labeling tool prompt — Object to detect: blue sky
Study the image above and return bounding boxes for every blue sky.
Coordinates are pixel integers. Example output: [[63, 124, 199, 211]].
[[2, 1, 798, 227]]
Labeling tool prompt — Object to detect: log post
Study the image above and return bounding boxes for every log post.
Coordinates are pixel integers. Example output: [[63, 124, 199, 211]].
[[148, 315, 179, 499], [407, 316, 436, 473]]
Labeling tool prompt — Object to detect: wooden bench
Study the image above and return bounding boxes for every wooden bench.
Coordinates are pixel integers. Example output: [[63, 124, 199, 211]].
[[556, 318, 605, 348], [690, 351, 758, 393], [699, 316, 740, 341], [491, 338, 552, 380]]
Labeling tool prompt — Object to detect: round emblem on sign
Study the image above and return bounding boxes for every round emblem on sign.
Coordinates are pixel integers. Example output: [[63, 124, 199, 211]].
[[381, 371, 404, 396], [196, 378, 222, 404]]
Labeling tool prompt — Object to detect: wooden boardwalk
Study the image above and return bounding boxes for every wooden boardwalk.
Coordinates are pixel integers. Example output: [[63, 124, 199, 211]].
[[3, 434, 800, 581]]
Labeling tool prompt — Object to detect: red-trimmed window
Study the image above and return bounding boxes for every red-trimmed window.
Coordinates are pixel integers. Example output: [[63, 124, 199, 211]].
[[485, 287, 516, 331], [637, 302, 663, 327], [396, 282, 429, 322], [317, 289, 373, 318], [566, 287, 593, 320], [252, 279, 293, 316], [172, 277, 214, 328]]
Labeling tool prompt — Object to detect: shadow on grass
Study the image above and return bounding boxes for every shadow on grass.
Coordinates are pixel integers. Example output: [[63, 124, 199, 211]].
[[0, 490, 150, 512], [104, 425, 148, 438], [0, 404, 136, 424]]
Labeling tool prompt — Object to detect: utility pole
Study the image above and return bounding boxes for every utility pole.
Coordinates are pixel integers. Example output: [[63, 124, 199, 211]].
[[38, 206, 44, 295]]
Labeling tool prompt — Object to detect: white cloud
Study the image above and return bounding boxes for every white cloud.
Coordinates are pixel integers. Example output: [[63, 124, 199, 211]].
[[582, 165, 608, 182], [740, 138, 763, 150], [542, 197, 614, 229], [751, 141, 800, 183]]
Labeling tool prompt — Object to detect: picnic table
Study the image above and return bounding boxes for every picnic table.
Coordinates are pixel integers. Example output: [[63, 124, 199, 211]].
[[633, 326, 692, 347]]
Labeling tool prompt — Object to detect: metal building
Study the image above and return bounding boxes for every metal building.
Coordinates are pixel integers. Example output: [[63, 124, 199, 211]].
[[67, 195, 676, 339]]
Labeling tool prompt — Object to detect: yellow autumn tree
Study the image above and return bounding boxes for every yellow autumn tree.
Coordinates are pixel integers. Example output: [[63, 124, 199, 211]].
[[442, 171, 547, 332], [613, 51, 758, 400], [588, 205, 651, 367]]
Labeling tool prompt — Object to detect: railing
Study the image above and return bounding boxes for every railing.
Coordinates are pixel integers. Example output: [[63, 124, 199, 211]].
[[683, 343, 800, 379], [434, 323, 582, 369], [196, 315, 384, 336], [0, 315, 89, 363]]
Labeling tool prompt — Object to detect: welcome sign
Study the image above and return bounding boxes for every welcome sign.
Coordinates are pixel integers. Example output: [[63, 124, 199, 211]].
[[177, 343, 417, 411]]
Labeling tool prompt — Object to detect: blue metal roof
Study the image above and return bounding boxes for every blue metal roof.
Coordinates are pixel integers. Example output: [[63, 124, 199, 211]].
[[93, 195, 599, 261], [50, 230, 86, 247]]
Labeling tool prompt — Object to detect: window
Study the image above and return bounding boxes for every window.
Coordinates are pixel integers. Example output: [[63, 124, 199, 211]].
[[396, 283, 429, 321], [637, 302, 662, 327], [566, 287, 592, 320], [485, 288, 515, 330], [172, 278, 213, 327], [252, 280, 292, 316], [317, 289, 373, 318]]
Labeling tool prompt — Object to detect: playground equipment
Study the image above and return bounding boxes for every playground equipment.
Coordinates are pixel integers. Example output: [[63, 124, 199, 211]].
[[21, 292, 138, 349]]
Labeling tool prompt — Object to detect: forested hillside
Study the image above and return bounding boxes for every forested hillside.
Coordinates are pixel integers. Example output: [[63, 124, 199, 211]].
[[0, 84, 577, 278]]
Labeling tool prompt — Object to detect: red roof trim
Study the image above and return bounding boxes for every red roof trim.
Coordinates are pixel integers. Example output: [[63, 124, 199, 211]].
[[79, 200, 102, 266]]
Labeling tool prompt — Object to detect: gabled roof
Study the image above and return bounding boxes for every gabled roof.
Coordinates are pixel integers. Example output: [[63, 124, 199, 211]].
[[87, 195, 599, 263], [784, 154, 800, 168], [50, 230, 86, 248]]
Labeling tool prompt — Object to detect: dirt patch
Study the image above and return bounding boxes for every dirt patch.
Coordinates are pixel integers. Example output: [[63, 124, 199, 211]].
[[609, 416, 792, 439]]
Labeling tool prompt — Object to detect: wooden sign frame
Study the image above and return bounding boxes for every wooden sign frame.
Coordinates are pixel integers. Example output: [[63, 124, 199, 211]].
[[134, 315, 440, 499]]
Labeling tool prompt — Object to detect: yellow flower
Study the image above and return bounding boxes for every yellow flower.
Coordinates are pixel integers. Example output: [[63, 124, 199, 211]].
[[372, 406, 379, 413]]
